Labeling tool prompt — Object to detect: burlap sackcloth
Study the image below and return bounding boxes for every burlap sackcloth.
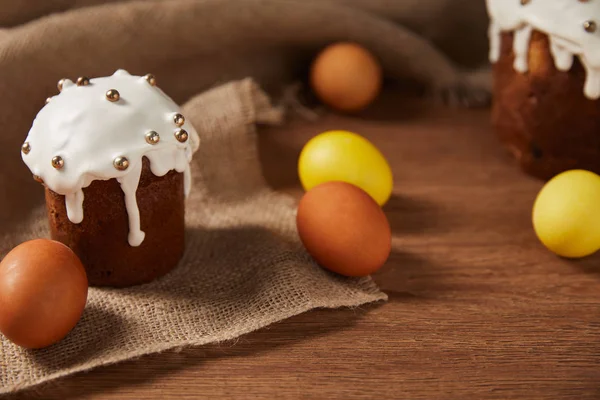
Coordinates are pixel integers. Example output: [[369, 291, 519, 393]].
[[0, 0, 494, 393], [0, 78, 387, 393]]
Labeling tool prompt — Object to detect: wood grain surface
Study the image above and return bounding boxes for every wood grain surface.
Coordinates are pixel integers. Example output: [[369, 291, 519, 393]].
[[5, 92, 600, 399]]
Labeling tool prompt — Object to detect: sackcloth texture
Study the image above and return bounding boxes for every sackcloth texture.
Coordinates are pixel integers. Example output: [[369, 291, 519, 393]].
[[0, 77, 387, 393], [0, 0, 490, 393]]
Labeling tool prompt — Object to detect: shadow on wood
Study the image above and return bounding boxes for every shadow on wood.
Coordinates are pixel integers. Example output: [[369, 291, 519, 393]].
[[383, 193, 449, 235], [8, 304, 382, 400]]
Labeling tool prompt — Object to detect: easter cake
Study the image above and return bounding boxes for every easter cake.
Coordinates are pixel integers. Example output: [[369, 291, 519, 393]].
[[21, 70, 200, 287], [486, 0, 600, 180]]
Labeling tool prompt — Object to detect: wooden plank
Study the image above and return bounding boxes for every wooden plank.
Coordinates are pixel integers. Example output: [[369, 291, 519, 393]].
[[9, 95, 600, 400]]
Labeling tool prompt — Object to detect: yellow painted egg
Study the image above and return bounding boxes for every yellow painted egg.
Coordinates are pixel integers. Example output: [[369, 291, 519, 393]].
[[532, 169, 600, 258], [298, 130, 393, 206]]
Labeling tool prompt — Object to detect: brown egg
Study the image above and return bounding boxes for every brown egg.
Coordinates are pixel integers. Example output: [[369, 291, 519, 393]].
[[310, 42, 383, 113], [296, 181, 391, 277], [0, 239, 88, 349]]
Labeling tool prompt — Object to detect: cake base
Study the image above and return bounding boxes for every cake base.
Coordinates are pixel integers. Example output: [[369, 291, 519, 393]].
[[492, 31, 600, 180], [44, 158, 185, 287]]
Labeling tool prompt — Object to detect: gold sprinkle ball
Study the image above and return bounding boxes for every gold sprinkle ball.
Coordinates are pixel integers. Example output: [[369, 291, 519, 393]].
[[173, 113, 185, 127], [584, 20, 597, 33], [76, 76, 90, 86], [57, 79, 66, 92], [174, 129, 188, 143], [113, 156, 129, 171], [145, 131, 160, 145], [21, 142, 31, 155], [45, 97, 52, 105], [51, 156, 64, 170], [144, 74, 156, 86], [106, 89, 120, 102]]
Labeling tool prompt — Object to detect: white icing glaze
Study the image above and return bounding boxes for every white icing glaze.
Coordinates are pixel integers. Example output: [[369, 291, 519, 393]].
[[21, 69, 200, 246], [486, 0, 600, 99]]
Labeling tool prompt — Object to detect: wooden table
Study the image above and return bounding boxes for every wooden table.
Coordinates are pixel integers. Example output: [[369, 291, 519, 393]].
[[8, 93, 600, 399]]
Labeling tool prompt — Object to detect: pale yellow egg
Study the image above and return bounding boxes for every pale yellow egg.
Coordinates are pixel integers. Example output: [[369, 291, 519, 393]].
[[532, 169, 600, 258]]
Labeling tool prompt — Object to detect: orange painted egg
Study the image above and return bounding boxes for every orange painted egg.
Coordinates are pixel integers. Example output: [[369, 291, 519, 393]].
[[0, 239, 88, 349], [310, 42, 382, 113], [296, 181, 392, 277]]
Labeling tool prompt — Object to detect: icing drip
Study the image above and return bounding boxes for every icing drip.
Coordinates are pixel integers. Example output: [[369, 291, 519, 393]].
[[486, 0, 600, 100], [183, 164, 191, 197], [584, 63, 600, 99], [513, 25, 533, 73], [21, 69, 200, 247], [488, 21, 502, 63], [65, 189, 84, 224], [550, 38, 574, 71], [117, 161, 145, 247]]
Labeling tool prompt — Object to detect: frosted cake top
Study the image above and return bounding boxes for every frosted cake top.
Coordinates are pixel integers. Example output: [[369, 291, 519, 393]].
[[21, 69, 200, 246], [486, 0, 600, 99]]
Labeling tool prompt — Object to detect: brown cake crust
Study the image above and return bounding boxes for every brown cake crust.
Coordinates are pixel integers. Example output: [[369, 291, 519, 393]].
[[492, 31, 600, 180], [44, 157, 185, 287]]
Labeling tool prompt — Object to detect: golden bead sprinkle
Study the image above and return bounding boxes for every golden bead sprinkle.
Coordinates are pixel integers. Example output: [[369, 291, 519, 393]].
[[584, 20, 597, 33], [144, 74, 157, 86], [45, 97, 52, 105], [21, 142, 31, 154], [57, 79, 66, 92], [145, 131, 160, 145], [76, 76, 90, 86], [106, 89, 120, 102], [174, 128, 189, 143], [51, 156, 64, 170], [113, 156, 129, 171], [173, 113, 185, 127], [520, 0, 530, 5]]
